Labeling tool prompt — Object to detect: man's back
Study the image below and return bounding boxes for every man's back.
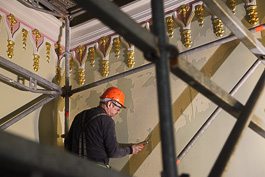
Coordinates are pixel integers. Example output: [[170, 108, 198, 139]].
[[64, 106, 131, 165]]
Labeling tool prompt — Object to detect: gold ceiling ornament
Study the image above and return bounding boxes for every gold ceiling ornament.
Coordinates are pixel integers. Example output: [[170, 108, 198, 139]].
[[195, 5, 204, 27], [182, 29, 192, 48], [33, 54, 40, 72], [102, 60, 109, 77], [99, 36, 109, 55], [78, 68, 85, 85], [120, 37, 136, 68], [55, 42, 63, 59], [32, 29, 42, 51], [213, 18, 224, 37], [246, 5, 259, 26], [46, 42, 51, 63], [178, 4, 190, 26], [113, 37, 120, 58], [76, 45, 85, 61], [69, 56, 73, 74], [228, 0, 236, 14], [55, 66, 62, 83], [127, 50, 135, 68], [0, 15, 2, 22], [7, 13, 17, 36], [7, 40, 15, 59], [89, 47, 95, 67], [166, 16, 174, 38], [22, 29, 28, 51]]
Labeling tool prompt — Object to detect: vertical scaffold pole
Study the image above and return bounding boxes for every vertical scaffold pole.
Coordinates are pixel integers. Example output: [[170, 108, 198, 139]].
[[64, 15, 71, 134], [151, 0, 178, 176]]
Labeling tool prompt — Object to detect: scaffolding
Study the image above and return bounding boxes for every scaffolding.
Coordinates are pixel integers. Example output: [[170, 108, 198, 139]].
[[0, 0, 265, 176]]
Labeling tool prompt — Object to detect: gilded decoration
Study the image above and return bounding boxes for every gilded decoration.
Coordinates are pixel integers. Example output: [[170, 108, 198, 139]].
[[99, 36, 111, 77], [32, 29, 42, 51], [195, 5, 204, 27], [7, 40, 15, 59], [1, 1, 260, 80], [182, 29, 192, 48], [213, 18, 224, 37], [127, 50, 135, 68], [46, 42, 51, 63], [178, 4, 190, 26], [120, 38, 136, 68], [102, 60, 109, 77], [55, 42, 63, 60], [22, 29, 28, 51], [55, 42, 63, 82], [69, 56, 73, 73], [33, 54, 40, 72], [166, 16, 174, 38], [78, 68, 85, 85], [76, 45, 86, 67], [0, 15, 2, 22], [246, 5, 259, 26], [55, 66, 62, 83], [7, 13, 17, 36], [113, 37, 120, 58], [89, 47, 95, 67], [228, 0, 236, 14], [99, 36, 109, 56]]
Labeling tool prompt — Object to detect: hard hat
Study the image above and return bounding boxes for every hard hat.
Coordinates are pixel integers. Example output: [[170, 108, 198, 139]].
[[100, 87, 127, 108]]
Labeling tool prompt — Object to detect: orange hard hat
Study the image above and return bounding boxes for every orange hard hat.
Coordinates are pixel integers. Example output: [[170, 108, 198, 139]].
[[100, 87, 127, 108]]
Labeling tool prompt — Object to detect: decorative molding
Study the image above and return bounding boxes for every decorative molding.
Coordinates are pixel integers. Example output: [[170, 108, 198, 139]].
[[78, 68, 85, 85], [1, 0, 258, 80], [213, 17, 224, 37], [194, 1, 204, 27], [228, 0, 236, 14], [71, 0, 200, 49], [121, 37, 135, 68], [46, 42, 51, 63], [33, 54, 40, 72], [244, 0, 258, 26], [0, 0, 62, 45], [113, 36, 121, 58], [22, 28, 28, 51]]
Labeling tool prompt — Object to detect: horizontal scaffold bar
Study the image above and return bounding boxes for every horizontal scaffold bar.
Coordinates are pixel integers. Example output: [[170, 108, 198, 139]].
[[0, 131, 131, 177], [0, 56, 62, 93]]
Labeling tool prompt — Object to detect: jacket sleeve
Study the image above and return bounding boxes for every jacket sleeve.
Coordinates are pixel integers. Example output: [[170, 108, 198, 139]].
[[104, 119, 132, 158]]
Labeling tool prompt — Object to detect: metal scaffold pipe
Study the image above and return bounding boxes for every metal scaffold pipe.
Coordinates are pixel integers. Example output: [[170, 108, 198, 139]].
[[176, 59, 262, 165], [209, 70, 265, 177], [151, 0, 178, 176], [64, 15, 71, 135]]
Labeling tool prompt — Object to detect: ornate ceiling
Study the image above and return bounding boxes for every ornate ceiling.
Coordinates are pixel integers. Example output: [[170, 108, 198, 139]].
[[1, 0, 262, 85]]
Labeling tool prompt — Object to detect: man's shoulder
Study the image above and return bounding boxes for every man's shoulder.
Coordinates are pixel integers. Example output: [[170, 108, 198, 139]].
[[86, 107, 112, 121], [88, 106, 107, 116]]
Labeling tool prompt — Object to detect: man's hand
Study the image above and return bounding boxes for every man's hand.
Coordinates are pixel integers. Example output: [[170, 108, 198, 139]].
[[132, 145, 143, 154]]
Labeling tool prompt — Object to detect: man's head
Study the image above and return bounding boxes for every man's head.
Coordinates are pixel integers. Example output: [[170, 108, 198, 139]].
[[100, 87, 126, 117]]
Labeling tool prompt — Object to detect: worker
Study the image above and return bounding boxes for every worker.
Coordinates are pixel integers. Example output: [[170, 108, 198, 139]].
[[64, 87, 143, 168]]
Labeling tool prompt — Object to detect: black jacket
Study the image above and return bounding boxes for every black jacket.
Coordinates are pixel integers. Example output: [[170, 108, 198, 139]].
[[64, 106, 132, 165]]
